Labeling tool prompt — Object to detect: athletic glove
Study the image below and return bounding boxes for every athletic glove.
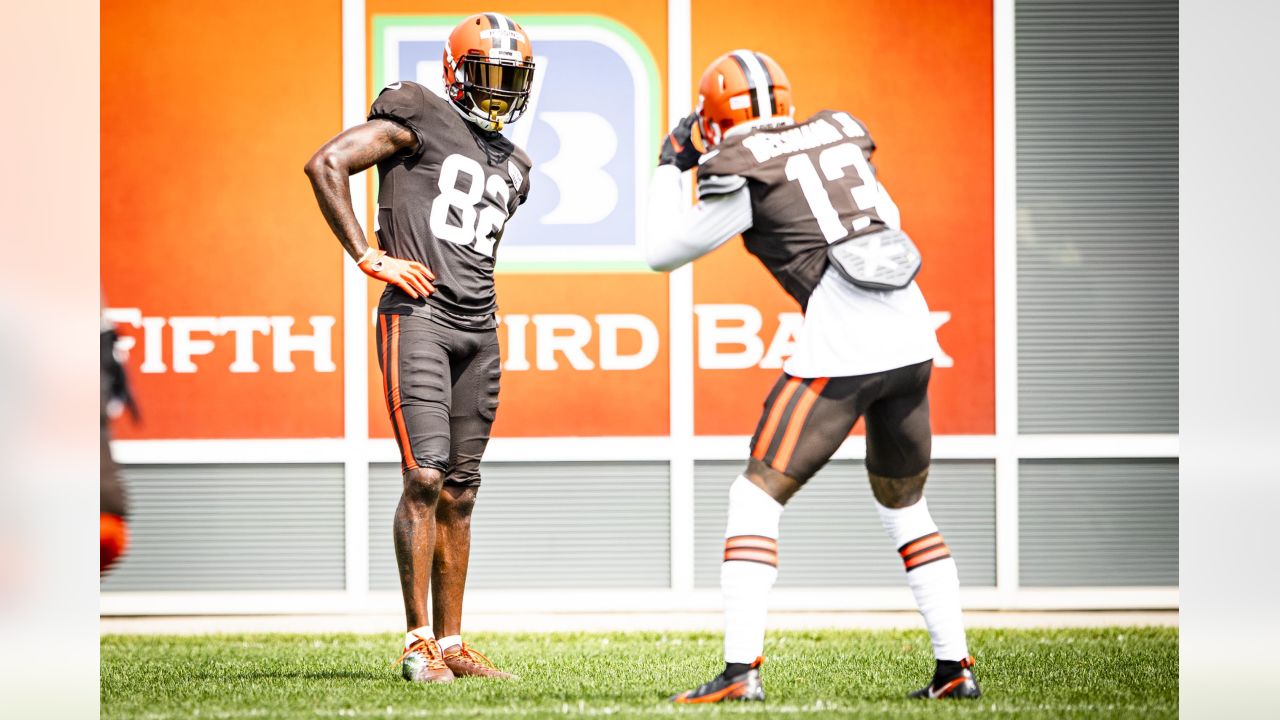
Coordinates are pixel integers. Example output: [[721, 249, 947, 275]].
[[658, 112, 703, 171], [357, 248, 436, 299]]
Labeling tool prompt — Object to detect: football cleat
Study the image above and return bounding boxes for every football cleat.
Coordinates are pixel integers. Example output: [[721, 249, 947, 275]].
[[670, 657, 766, 704], [441, 642, 517, 679], [909, 656, 982, 700], [397, 634, 455, 683]]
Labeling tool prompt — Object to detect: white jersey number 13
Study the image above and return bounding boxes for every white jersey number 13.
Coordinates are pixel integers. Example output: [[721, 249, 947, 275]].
[[784, 138, 886, 243]]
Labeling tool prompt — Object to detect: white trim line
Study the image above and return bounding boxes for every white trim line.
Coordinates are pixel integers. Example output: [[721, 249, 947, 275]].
[[666, 0, 695, 593], [112, 439, 349, 465], [393, 437, 676, 463], [112, 434, 1179, 465], [100, 587, 1178, 616], [1017, 434, 1179, 458], [993, 0, 1019, 595], [341, 0, 370, 601]]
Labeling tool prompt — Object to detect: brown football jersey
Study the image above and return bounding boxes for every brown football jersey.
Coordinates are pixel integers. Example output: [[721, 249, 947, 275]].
[[368, 81, 533, 320], [696, 110, 890, 309]]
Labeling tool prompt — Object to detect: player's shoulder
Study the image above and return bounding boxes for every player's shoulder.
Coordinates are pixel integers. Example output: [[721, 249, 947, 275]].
[[368, 80, 452, 124], [695, 136, 753, 199], [696, 132, 751, 178], [509, 143, 533, 171], [812, 109, 874, 142]]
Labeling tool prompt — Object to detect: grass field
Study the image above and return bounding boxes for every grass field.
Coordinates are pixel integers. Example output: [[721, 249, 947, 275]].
[[102, 627, 1177, 719]]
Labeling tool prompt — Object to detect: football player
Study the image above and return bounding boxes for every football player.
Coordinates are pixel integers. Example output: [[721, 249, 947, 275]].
[[649, 51, 980, 702], [305, 12, 534, 683], [101, 299, 136, 575]]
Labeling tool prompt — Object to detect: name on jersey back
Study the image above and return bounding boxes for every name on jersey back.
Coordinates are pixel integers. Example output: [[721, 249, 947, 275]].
[[740, 117, 863, 164]]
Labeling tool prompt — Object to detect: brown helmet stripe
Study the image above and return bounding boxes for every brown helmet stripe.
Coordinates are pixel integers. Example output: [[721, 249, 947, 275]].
[[728, 52, 761, 117], [485, 12, 517, 51], [754, 53, 778, 115]]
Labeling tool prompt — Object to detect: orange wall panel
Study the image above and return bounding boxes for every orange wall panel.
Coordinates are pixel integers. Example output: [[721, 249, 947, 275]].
[[102, 0, 345, 438], [689, 0, 994, 435]]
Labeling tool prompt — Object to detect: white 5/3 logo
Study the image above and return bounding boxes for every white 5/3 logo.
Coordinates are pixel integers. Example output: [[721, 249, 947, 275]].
[[428, 153, 509, 257], [380, 17, 659, 267]]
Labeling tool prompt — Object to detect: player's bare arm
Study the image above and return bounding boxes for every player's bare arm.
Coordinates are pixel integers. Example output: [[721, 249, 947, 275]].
[[304, 119, 436, 298]]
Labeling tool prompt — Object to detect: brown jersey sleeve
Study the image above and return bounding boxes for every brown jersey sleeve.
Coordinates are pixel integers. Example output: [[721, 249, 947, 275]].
[[695, 139, 755, 201], [367, 81, 441, 161], [510, 145, 533, 208]]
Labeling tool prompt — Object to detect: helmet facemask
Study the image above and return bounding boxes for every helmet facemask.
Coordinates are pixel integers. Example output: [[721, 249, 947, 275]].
[[449, 54, 535, 132]]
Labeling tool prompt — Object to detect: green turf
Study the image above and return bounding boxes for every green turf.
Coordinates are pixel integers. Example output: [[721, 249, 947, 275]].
[[101, 627, 1176, 719]]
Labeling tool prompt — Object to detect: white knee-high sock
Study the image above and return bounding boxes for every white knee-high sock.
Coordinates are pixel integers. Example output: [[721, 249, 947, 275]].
[[722, 476, 784, 664], [876, 497, 970, 661], [405, 625, 433, 649]]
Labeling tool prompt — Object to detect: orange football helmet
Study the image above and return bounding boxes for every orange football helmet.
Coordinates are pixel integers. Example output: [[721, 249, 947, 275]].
[[443, 13, 536, 131], [697, 50, 793, 147]]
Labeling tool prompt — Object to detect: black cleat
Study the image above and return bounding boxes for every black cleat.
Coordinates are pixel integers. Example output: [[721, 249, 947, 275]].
[[909, 656, 982, 699], [670, 656, 766, 704]]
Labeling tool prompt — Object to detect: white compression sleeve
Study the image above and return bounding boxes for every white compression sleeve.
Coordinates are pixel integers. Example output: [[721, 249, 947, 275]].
[[643, 164, 752, 271]]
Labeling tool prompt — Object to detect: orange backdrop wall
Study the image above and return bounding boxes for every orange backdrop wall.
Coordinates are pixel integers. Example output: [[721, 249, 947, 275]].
[[102, 0, 345, 439], [103, 0, 993, 441], [690, 0, 994, 435]]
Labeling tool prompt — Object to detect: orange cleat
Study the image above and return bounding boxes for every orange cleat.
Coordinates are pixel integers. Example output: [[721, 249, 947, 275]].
[[397, 634, 455, 683], [441, 642, 517, 679], [670, 656, 765, 703]]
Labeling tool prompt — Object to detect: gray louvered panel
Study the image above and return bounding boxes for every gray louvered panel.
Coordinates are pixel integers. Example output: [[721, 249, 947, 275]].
[[693, 461, 995, 589], [369, 462, 669, 590], [1020, 459, 1177, 586], [101, 464, 345, 591], [1016, 0, 1178, 433]]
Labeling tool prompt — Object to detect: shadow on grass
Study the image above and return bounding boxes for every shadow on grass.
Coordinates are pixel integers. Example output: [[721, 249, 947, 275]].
[[198, 670, 388, 682]]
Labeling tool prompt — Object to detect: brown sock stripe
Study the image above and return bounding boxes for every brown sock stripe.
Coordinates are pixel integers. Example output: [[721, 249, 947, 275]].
[[898, 531, 943, 558], [903, 544, 952, 571], [724, 535, 778, 567], [723, 548, 778, 566], [898, 531, 953, 571], [725, 535, 778, 551]]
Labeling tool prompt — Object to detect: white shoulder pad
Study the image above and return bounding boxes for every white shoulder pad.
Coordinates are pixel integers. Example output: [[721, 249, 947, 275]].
[[697, 173, 747, 199]]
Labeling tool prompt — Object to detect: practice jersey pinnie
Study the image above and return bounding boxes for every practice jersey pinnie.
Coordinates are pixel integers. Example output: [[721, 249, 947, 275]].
[[369, 81, 532, 320], [697, 110, 892, 309]]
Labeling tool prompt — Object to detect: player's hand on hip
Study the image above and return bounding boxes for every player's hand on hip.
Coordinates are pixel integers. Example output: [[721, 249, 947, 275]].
[[658, 112, 703, 171], [358, 249, 436, 299]]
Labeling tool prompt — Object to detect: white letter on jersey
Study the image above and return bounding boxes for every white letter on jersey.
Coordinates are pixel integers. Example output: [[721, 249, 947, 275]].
[[538, 112, 618, 225], [695, 304, 765, 370], [534, 314, 595, 370], [271, 316, 337, 373], [596, 314, 660, 371]]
